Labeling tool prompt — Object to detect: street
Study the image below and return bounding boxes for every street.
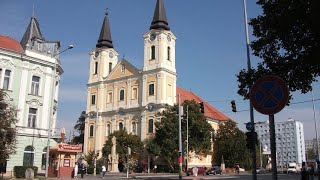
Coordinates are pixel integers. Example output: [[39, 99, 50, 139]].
[[60, 173, 303, 180]]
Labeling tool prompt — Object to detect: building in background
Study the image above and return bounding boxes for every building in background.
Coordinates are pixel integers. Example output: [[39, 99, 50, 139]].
[[255, 118, 306, 169], [305, 139, 320, 158], [83, 0, 231, 168], [0, 15, 63, 173]]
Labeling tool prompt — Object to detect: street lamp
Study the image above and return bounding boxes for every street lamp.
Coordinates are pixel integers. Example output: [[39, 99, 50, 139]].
[[311, 88, 320, 168], [186, 105, 189, 172], [45, 44, 73, 178]]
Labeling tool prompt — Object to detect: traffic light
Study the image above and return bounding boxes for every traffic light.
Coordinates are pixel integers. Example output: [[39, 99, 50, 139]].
[[245, 131, 257, 150], [231, 100, 237, 112], [199, 102, 204, 113]]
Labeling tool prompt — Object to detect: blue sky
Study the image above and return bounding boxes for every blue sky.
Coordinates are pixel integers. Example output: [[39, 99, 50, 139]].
[[0, 0, 319, 140]]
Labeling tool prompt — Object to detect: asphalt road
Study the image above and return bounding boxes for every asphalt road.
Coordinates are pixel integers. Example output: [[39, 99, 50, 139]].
[[63, 173, 305, 180]]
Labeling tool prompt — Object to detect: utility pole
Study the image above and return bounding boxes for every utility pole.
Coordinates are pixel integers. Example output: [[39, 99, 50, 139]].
[[178, 94, 182, 180], [311, 89, 320, 169], [243, 0, 257, 179], [186, 105, 189, 172]]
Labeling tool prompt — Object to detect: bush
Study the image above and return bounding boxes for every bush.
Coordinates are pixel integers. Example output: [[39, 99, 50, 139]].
[[13, 166, 38, 178]]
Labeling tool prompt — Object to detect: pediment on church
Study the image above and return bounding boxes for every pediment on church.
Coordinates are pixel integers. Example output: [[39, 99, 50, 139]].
[[105, 59, 140, 81]]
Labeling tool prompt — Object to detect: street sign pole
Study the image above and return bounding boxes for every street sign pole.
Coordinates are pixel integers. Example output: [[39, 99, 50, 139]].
[[269, 115, 278, 180]]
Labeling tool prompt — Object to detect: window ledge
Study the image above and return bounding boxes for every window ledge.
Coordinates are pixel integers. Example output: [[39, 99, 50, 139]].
[[28, 93, 42, 97]]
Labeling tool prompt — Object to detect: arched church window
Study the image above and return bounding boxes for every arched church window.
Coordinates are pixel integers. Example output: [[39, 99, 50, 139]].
[[119, 122, 123, 130], [132, 122, 136, 134], [23, 146, 34, 166], [107, 124, 111, 136], [119, 89, 125, 101], [167, 47, 171, 60], [109, 62, 112, 74], [148, 119, 154, 133], [151, 46, 155, 60], [94, 62, 98, 74]]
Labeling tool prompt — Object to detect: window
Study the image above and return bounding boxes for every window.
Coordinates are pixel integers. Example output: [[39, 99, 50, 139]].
[[119, 122, 123, 130], [107, 92, 113, 103], [3, 70, 11, 90], [119, 89, 124, 101], [167, 46, 171, 60], [109, 62, 112, 74], [107, 124, 111, 136], [23, 146, 34, 166], [89, 125, 94, 137], [167, 84, 172, 97], [41, 147, 47, 170], [31, 76, 40, 95], [148, 119, 154, 133], [151, 46, 155, 60], [94, 62, 98, 74], [121, 64, 125, 73], [132, 122, 136, 134], [28, 108, 37, 128], [149, 84, 154, 96], [91, 94, 96, 105], [132, 87, 137, 99]]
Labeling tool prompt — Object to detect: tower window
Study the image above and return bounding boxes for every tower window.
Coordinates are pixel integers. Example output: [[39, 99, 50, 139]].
[[89, 125, 94, 137], [151, 46, 155, 60], [167, 47, 171, 60], [91, 94, 96, 105], [119, 89, 125, 101], [109, 62, 112, 74], [94, 62, 98, 74], [149, 83, 155, 96], [148, 119, 154, 133], [132, 122, 137, 134]]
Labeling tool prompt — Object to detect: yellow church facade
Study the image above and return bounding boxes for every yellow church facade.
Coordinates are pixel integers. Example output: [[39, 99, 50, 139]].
[[83, 0, 232, 168]]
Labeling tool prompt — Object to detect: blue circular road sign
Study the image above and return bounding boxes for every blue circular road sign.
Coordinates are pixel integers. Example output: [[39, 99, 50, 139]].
[[250, 75, 289, 115], [246, 122, 254, 131]]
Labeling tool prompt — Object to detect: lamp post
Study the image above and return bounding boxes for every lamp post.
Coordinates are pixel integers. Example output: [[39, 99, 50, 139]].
[[93, 108, 99, 176], [45, 45, 73, 178], [186, 105, 189, 172], [242, 0, 257, 179], [311, 88, 320, 169]]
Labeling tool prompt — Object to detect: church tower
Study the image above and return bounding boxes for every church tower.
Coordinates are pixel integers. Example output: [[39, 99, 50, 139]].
[[88, 12, 119, 85], [142, 0, 177, 106]]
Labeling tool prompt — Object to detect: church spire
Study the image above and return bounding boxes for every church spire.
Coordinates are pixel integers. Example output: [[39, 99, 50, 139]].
[[150, 0, 170, 31], [96, 10, 113, 48], [20, 16, 45, 50]]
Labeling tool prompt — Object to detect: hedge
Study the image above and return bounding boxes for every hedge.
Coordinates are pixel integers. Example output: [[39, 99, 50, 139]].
[[13, 166, 38, 178]]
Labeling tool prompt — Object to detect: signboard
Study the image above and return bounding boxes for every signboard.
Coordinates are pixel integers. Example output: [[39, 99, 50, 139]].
[[58, 144, 82, 152], [250, 75, 289, 115]]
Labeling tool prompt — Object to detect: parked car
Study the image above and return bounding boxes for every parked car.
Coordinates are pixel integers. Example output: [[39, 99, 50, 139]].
[[256, 167, 266, 174], [186, 167, 206, 176], [206, 166, 223, 175]]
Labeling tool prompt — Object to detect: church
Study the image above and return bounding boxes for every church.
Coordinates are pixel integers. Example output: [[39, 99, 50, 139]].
[[83, 0, 231, 168]]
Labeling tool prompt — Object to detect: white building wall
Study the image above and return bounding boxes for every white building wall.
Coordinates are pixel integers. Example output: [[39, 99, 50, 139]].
[[255, 118, 306, 168]]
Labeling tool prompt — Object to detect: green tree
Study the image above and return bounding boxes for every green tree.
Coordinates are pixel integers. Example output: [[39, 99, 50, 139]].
[[306, 148, 316, 159], [0, 90, 18, 161], [102, 130, 143, 169], [213, 121, 250, 168], [150, 101, 213, 171], [237, 0, 320, 100], [71, 111, 86, 144]]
